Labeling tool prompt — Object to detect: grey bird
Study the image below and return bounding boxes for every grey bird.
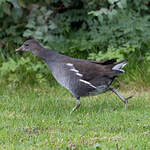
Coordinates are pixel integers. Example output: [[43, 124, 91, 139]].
[[16, 40, 132, 113]]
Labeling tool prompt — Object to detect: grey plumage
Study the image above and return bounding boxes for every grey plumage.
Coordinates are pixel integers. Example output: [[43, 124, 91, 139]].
[[16, 40, 132, 112]]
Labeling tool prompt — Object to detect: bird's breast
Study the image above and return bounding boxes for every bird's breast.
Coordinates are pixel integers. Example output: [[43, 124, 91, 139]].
[[51, 68, 70, 90]]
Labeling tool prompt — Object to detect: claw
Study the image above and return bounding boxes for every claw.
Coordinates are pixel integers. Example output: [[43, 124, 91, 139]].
[[125, 99, 128, 109], [110, 87, 133, 109], [70, 99, 80, 114], [124, 95, 133, 109], [126, 95, 133, 100]]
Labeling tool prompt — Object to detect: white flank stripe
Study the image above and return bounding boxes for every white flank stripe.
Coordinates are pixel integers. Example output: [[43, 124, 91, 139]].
[[70, 68, 79, 73], [66, 63, 83, 77], [66, 63, 73, 66], [76, 73, 83, 77], [79, 79, 96, 89]]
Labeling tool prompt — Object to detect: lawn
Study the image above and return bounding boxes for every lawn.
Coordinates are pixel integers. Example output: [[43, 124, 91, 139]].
[[0, 84, 150, 149]]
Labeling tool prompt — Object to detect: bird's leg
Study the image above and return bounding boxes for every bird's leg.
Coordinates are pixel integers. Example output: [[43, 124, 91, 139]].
[[70, 97, 80, 114], [109, 87, 132, 109]]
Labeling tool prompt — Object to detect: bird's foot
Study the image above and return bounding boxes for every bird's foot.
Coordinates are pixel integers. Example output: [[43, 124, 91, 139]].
[[70, 107, 77, 114], [124, 95, 133, 109], [70, 99, 80, 114]]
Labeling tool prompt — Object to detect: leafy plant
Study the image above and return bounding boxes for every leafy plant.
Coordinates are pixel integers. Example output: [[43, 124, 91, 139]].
[[0, 0, 150, 85], [88, 44, 137, 61], [0, 56, 49, 84]]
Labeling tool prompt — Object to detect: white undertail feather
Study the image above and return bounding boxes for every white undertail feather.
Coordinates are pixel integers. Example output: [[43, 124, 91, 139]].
[[112, 61, 127, 73]]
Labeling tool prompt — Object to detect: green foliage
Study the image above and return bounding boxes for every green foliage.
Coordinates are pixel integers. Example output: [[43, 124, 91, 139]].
[[88, 9, 150, 52], [0, 56, 49, 84], [23, 5, 55, 41], [1, 0, 150, 84], [88, 43, 137, 61]]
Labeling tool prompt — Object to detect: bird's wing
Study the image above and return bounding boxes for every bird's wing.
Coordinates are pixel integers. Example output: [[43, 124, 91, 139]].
[[58, 57, 126, 92], [63, 59, 117, 88]]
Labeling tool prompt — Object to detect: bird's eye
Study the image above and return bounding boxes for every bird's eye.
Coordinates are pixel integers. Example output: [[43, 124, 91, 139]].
[[24, 43, 29, 47]]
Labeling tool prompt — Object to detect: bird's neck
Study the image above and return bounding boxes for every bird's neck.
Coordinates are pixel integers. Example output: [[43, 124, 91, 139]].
[[36, 48, 59, 62]]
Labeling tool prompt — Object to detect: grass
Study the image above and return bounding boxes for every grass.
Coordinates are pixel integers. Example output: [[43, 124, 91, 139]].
[[0, 84, 150, 150]]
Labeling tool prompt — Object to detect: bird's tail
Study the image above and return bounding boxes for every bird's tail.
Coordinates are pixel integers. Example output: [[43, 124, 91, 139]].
[[112, 60, 127, 73]]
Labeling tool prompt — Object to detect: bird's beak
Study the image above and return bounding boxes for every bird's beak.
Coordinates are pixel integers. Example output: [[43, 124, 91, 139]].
[[15, 45, 25, 52]]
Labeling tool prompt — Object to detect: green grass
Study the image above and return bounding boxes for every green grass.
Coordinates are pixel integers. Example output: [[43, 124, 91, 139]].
[[0, 84, 150, 150]]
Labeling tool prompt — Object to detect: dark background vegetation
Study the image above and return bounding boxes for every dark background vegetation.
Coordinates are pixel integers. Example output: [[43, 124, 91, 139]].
[[0, 0, 150, 87]]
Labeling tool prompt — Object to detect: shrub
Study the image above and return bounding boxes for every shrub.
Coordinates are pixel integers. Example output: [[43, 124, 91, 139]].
[[0, 56, 49, 84], [88, 44, 137, 61], [0, 0, 150, 85]]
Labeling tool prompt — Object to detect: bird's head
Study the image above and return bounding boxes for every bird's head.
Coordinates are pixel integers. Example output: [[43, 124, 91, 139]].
[[16, 39, 42, 55]]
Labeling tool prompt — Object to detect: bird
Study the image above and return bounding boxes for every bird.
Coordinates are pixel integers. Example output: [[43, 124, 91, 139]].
[[16, 40, 132, 113]]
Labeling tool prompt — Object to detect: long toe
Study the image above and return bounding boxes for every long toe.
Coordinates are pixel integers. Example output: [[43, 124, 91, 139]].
[[126, 95, 133, 100], [70, 103, 80, 114], [70, 107, 78, 114], [124, 95, 133, 109], [125, 100, 128, 109]]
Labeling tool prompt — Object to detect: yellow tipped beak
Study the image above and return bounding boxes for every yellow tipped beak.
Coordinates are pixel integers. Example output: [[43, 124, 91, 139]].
[[15, 45, 24, 52]]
